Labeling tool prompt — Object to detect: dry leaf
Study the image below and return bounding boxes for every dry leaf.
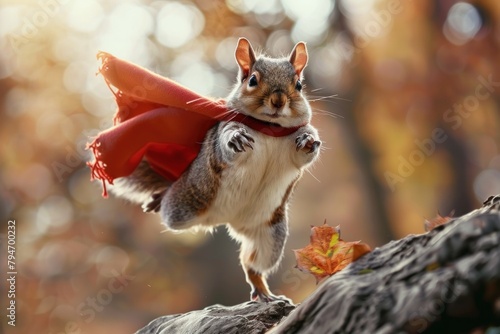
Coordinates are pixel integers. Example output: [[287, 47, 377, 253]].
[[424, 212, 454, 231], [294, 221, 372, 283]]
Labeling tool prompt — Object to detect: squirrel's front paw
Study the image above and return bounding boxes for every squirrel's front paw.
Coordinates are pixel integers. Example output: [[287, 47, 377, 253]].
[[228, 128, 254, 153], [295, 133, 321, 154]]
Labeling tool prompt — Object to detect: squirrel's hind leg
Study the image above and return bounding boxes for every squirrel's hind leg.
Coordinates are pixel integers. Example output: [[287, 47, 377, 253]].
[[111, 160, 170, 205], [142, 191, 165, 213], [235, 211, 293, 303], [244, 268, 292, 303]]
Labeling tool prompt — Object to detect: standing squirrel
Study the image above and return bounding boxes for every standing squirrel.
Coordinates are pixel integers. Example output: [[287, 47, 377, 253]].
[[111, 38, 321, 302]]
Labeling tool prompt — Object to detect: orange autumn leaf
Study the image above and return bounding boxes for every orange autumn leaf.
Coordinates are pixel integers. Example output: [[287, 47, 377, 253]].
[[293, 221, 372, 283], [424, 212, 454, 231]]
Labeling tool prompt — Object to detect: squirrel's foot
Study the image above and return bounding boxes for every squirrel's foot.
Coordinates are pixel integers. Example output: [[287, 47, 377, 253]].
[[245, 267, 293, 304], [142, 192, 164, 213], [251, 290, 293, 304], [228, 128, 254, 153], [295, 133, 321, 154]]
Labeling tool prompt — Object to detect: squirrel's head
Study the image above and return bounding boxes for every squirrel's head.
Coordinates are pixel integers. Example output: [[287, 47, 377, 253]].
[[227, 38, 311, 128]]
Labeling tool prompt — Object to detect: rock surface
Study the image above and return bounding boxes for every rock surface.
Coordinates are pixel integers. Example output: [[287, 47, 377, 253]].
[[135, 300, 295, 334], [136, 195, 500, 334]]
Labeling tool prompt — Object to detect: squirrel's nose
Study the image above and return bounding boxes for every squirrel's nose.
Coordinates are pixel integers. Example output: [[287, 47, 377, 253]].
[[270, 91, 286, 110]]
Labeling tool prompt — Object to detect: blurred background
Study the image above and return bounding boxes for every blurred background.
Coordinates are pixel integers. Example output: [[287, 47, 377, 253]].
[[1, 0, 500, 333]]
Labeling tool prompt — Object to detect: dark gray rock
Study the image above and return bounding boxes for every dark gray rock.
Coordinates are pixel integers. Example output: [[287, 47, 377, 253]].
[[135, 195, 500, 334], [135, 300, 295, 334]]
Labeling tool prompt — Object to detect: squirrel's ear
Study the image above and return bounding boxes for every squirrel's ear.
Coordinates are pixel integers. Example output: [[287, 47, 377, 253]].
[[289, 42, 308, 77], [235, 38, 256, 80]]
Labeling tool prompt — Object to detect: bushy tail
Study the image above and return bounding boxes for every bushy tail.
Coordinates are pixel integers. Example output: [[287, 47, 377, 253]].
[[109, 161, 170, 205]]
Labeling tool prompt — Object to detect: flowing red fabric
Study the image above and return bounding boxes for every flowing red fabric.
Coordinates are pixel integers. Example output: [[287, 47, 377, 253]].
[[87, 52, 305, 197]]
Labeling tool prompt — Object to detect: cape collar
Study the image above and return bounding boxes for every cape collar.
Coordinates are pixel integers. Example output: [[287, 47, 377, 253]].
[[225, 112, 306, 137]]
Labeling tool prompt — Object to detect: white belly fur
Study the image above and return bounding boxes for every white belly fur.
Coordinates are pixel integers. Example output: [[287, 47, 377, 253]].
[[205, 130, 300, 229]]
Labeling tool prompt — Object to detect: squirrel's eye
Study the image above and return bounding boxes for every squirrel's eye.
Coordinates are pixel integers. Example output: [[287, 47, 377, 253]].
[[248, 75, 258, 87], [295, 80, 302, 91]]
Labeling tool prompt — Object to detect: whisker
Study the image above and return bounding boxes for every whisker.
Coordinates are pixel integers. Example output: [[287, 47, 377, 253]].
[[215, 107, 243, 120], [319, 145, 331, 151], [312, 108, 344, 119], [306, 168, 321, 183], [188, 97, 223, 104], [186, 98, 224, 111], [308, 94, 352, 103], [215, 110, 235, 119], [186, 97, 207, 105], [220, 110, 240, 122]]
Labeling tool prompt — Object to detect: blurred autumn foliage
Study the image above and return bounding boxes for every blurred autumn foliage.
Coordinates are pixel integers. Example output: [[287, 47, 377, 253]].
[[0, 0, 499, 333]]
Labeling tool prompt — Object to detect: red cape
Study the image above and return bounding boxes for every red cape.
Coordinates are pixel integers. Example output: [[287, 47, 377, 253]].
[[87, 52, 305, 197]]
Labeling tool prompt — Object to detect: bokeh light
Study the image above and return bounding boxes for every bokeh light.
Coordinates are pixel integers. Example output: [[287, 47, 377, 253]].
[[443, 2, 483, 45], [156, 2, 204, 48], [64, 0, 105, 34]]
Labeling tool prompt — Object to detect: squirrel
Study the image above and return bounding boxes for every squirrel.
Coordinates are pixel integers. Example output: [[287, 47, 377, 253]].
[[110, 38, 321, 302]]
